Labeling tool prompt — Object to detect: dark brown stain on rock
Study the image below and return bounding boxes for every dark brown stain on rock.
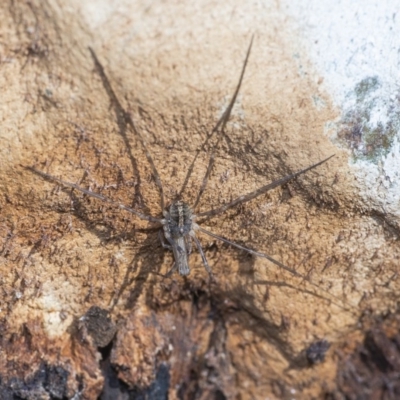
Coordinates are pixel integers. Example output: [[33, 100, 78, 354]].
[[328, 314, 400, 400]]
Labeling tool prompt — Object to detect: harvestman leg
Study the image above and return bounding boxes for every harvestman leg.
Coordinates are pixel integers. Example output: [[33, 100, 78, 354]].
[[195, 224, 355, 314], [25, 167, 162, 224], [189, 231, 213, 276], [90, 50, 212, 278], [197, 155, 334, 220], [192, 151, 216, 210], [184, 37, 255, 276], [211, 35, 254, 138], [191, 155, 354, 312], [165, 263, 178, 277], [90, 49, 180, 276], [90, 49, 179, 277], [188, 38, 335, 288], [27, 166, 176, 276], [181, 35, 254, 202]]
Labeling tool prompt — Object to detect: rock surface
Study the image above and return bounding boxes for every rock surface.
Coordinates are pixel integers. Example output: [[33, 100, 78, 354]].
[[0, 1, 399, 399]]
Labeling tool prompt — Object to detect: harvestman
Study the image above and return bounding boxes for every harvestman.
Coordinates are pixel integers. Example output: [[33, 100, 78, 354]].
[[28, 38, 341, 306]]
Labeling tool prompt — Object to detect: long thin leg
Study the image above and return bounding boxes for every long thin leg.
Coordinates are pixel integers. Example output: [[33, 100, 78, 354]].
[[26, 166, 162, 223], [179, 35, 254, 199], [155, 261, 178, 278], [192, 152, 215, 210], [213, 34, 254, 136], [189, 231, 213, 277], [197, 155, 334, 220], [165, 262, 178, 277], [196, 225, 356, 314]]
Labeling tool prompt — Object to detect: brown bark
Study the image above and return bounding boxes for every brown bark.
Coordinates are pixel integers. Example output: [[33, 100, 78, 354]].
[[0, 1, 399, 399]]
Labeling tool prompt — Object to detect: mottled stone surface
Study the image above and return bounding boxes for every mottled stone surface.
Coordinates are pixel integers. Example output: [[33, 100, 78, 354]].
[[0, 1, 399, 399]]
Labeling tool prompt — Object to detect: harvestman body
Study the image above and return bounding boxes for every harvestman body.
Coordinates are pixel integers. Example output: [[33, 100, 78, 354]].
[[28, 38, 337, 298]]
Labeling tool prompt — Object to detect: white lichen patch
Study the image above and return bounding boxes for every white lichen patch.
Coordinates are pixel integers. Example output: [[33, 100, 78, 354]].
[[284, 0, 400, 221], [38, 281, 79, 337], [8, 275, 80, 338]]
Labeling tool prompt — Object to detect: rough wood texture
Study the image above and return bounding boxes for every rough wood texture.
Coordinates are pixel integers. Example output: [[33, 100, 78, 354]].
[[0, 1, 399, 399]]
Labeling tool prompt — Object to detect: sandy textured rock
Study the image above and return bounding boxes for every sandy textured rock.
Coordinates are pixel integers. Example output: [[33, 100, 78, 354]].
[[0, 1, 399, 399]]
